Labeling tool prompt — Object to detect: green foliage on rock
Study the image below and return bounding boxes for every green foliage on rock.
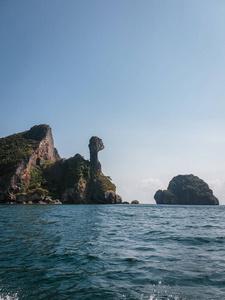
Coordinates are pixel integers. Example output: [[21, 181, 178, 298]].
[[0, 132, 39, 176], [0, 125, 50, 177], [28, 165, 43, 190], [96, 172, 116, 192], [24, 154, 91, 200], [154, 174, 219, 205], [23, 124, 50, 141], [26, 187, 48, 197], [63, 155, 90, 187]]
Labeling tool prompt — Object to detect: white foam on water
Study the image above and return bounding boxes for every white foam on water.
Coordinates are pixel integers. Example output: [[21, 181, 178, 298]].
[[0, 293, 19, 300]]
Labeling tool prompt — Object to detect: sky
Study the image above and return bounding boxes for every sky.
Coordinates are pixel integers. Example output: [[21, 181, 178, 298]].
[[1, 0, 225, 204]]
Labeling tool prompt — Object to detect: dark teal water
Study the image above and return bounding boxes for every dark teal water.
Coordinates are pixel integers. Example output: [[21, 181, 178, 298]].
[[0, 205, 225, 300]]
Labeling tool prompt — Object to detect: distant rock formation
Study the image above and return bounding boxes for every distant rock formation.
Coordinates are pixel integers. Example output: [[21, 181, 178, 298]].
[[0, 125, 122, 204], [131, 200, 139, 204], [154, 174, 219, 205]]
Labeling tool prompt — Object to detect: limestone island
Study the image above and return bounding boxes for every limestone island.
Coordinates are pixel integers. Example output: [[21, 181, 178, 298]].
[[0, 124, 122, 204], [154, 174, 219, 205]]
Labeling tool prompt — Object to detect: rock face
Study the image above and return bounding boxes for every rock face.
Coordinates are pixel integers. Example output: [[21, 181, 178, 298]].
[[154, 174, 219, 205], [89, 136, 104, 172], [0, 125, 122, 204], [0, 125, 60, 203], [23, 124, 60, 165], [131, 200, 139, 204]]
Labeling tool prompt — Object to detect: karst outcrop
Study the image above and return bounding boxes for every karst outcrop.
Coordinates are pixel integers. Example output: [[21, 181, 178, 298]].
[[131, 200, 139, 204], [0, 124, 122, 204], [89, 136, 104, 172], [154, 174, 219, 205]]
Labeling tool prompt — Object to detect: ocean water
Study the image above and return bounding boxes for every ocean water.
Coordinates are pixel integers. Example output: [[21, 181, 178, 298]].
[[0, 205, 225, 300]]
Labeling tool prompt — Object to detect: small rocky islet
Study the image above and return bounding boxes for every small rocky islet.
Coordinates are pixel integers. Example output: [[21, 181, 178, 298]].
[[154, 174, 219, 205], [0, 124, 219, 205]]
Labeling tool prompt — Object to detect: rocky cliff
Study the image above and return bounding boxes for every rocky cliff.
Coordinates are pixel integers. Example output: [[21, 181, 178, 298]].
[[154, 174, 219, 205], [0, 125, 122, 204]]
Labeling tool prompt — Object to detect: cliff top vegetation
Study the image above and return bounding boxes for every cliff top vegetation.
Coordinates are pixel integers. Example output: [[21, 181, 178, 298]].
[[0, 125, 49, 176]]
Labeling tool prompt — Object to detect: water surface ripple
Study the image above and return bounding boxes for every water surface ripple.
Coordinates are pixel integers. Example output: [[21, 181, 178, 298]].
[[0, 205, 225, 299]]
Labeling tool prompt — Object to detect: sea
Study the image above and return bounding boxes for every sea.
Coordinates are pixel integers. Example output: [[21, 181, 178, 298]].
[[0, 204, 225, 300]]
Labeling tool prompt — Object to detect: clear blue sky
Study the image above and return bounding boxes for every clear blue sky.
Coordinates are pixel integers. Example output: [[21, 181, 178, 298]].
[[1, 0, 225, 203]]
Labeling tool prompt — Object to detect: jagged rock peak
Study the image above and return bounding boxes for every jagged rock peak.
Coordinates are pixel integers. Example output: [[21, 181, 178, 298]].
[[26, 124, 60, 165], [0, 124, 60, 202], [23, 124, 51, 141], [154, 174, 219, 205], [89, 136, 104, 171]]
